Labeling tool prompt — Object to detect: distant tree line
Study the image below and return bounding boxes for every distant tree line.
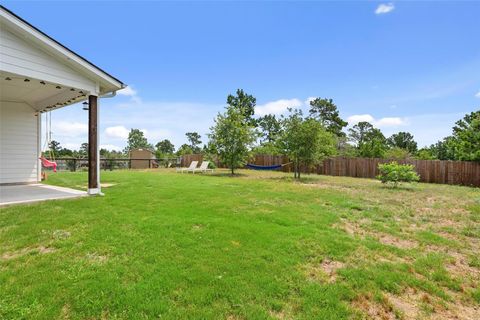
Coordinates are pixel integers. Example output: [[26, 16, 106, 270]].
[[48, 89, 479, 174]]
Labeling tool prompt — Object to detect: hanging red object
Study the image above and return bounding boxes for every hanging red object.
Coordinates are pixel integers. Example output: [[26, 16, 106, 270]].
[[39, 156, 57, 172]]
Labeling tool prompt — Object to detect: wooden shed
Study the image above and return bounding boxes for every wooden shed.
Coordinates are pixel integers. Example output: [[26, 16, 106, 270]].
[[129, 148, 157, 169]]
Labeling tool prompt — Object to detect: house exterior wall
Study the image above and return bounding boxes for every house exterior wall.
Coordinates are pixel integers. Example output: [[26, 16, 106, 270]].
[[0, 28, 96, 94], [0, 101, 39, 184]]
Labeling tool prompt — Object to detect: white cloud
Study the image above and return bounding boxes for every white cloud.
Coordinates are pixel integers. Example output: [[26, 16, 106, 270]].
[[475, 91, 480, 98], [117, 86, 137, 97], [142, 128, 173, 141], [53, 121, 88, 137], [255, 98, 303, 116], [100, 144, 123, 152], [117, 86, 141, 103], [375, 3, 395, 15], [375, 117, 407, 127], [347, 114, 407, 128], [105, 125, 130, 139], [347, 114, 375, 124], [62, 142, 82, 151]]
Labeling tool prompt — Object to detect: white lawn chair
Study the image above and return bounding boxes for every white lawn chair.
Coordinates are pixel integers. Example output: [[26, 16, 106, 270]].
[[176, 161, 198, 173], [192, 161, 214, 174]]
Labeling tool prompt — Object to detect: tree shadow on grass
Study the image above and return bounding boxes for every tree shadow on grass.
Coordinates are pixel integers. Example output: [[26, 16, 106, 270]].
[[197, 172, 250, 178], [376, 183, 419, 192], [264, 174, 327, 184]]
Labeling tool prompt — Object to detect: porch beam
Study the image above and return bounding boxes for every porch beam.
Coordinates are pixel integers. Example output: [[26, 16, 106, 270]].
[[88, 94, 99, 194]]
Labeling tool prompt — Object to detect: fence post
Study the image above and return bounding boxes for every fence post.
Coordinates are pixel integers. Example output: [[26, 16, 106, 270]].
[[73, 159, 76, 172]]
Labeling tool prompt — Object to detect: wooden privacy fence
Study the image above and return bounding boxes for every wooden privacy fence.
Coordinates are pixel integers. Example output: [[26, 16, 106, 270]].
[[319, 158, 480, 187], [180, 154, 480, 187]]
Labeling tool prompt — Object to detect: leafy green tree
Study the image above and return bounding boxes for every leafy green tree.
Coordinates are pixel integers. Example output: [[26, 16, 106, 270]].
[[79, 142, 89, 157], [358, 132, 387, 158], [424, 110, 479, 161], [279, 109, 337, 179], [336, 137, 357, 158], [176, 144, 194, 156], [348, 122, 387, 158], [387, 132, 418, 153], [209, 104, 257, 174], [125, 129, 153, 153], [384, 147, 411, 160], [348, 121, 374, 146], [257, 114, 281, 143], [252, 142, 283, 156], [429, 137, 457, 160], [451, 110, 480, 161], [46, 140, 74, 157], [415, 148, 435, 160], [185, 132, 202, 153], [226, 89, 257, 126], [99, 148, 113, 157], [156, 139, 175, 155], [59, 148, 73, 157], [308, 98, 348, 137], [48, 140, 61, 154]]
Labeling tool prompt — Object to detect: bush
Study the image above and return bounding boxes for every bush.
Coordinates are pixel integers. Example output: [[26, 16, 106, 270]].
[[377, 161, 420, 187]]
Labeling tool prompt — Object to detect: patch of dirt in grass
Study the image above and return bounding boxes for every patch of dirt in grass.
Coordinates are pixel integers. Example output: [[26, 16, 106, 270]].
[[336, 219, 417, 249], [191, 224, 203, 231], [384, 288, 423, 319], [60, 304, 71, 320], [445, 252, 480, 280], [320, 259, 345, 282], [230, 240, 241, 247], [300, 182, 355, 193], [352, 294, 396, 320], [348, 246, 411, 265], [449, 303, 480, 320], [0, 225, 16, 234], [335, 219, 367, 237], [269, 309, 289, 320], [437, 231, 463, 242], [440, 289, 480, 320], [302, 259, 344, 283], [85, 252, 108, 264], [53, 229, 71, 240], [384, 287, 480, 320], [1, 245, 55, 260], [100, 183, 116, 188], [377, 234, 418, 249]]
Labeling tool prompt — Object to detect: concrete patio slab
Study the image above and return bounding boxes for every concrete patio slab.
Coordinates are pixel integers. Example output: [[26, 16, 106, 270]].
[[0, 184, 87, 207]]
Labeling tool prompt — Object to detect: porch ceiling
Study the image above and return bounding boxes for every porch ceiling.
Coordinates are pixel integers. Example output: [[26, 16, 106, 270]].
[[0, 71, 87, 112]]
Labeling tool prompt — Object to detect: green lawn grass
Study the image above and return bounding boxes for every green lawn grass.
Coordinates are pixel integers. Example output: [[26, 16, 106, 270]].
[[1, 170, 479, 319]]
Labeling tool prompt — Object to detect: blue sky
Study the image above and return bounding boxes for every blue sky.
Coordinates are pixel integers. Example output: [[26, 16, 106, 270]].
[[4, 1, 480, 150]]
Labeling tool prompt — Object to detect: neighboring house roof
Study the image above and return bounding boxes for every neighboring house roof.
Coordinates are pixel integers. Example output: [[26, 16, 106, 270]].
[[0, 5, 125, 94]]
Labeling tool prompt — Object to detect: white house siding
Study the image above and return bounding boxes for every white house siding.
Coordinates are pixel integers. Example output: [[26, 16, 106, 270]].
[[0, 101, 39, 184], [0, 28, 96, 94]]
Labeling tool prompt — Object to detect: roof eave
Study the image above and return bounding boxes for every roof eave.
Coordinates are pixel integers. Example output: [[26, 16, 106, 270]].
[[0, 5, 125, 93]]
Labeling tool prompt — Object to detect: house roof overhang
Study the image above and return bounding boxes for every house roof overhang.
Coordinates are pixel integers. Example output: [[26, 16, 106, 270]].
[[0, 5, 125, 108]]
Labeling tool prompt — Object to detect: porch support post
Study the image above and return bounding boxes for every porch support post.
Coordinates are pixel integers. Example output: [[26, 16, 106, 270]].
[[36, 111, 42, 182], [88, 94, 100, 195]]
